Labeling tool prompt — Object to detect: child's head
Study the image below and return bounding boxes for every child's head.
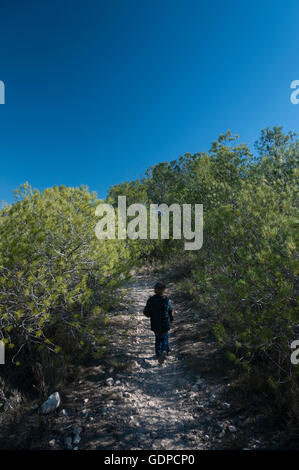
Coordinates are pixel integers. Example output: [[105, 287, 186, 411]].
[[154, 281, 166, 296]]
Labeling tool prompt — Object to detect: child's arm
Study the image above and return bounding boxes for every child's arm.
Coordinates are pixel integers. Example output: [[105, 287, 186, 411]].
[[168, 298, 174, 322], [143, 297, 151, 318]]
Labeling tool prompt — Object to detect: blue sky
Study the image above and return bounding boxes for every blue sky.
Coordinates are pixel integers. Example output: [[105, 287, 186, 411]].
[[0, 0, 299, 203]]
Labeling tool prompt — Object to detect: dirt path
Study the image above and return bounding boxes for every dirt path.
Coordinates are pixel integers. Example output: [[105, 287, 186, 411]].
[[1, 272, 225, 451], [75, 273, 211, 450], [0, 272, 291, 450], [112, 274, 201, 450], [37, 271, 247, 451]]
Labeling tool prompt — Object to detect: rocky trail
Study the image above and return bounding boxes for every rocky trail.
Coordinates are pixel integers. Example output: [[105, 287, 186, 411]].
[[1, 272, 280, 450]]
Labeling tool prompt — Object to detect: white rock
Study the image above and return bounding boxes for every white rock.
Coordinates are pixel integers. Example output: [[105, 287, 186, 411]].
[[221, 402, 231, 409], [209, 391, 217, 402], [72, 424, 82, 434], [106, 377, 114, 386], [49, 439, 56, 447], [64, 436, 72, 449], [73, 433, 81, 444], [59, 408, 68, 417], [228, 425, 237, 433], [191, 379, 203, 392], [41, 392, 61, 414]]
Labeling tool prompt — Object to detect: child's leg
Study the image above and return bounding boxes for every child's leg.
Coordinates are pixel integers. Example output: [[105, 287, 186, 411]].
[[154, 332, 163, 357], [165, 333, 170, 353], [162, 333, 169, 353]]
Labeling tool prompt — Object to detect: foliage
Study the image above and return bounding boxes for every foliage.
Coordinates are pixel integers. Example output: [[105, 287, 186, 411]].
[[108, 127, 299, 407], [1, 126, 297, 418], [0, 184, 132, 375]]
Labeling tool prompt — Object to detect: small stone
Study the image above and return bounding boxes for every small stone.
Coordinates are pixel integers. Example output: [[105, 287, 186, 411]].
[[73, 433, 81, 444], [228, 425, 237, 433], [84, 398, 89, 404], [221, 402, 231, 409], [192, 378, 203, 391], [59, 408, 68, 417], [209, 391, 217, 402], [106, 377, 114, 386], [49, 439, 56, 447], [41, 392, 61, 414], [64, 436, 72, 449], [72, 424, 82, 434]]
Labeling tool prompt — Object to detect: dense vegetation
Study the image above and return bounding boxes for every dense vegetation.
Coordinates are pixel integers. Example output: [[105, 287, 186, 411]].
[[0, 184, 133, 392], [108, 126, 298, 422], [0, 126, 298, 425]]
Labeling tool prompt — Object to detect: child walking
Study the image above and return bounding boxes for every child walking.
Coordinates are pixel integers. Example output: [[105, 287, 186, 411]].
[[143, 282, 174, 364]]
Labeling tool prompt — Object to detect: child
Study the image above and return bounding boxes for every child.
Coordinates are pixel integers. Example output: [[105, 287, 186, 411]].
[[143, 282, 174, 364]]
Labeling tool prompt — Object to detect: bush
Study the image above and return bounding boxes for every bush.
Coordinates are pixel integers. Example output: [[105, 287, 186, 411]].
[[106, 127, 299, 422], [0, 184, 132, 393]]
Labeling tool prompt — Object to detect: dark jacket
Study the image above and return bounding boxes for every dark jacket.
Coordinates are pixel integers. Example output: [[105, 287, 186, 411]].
[[143, 295, 173, 332]]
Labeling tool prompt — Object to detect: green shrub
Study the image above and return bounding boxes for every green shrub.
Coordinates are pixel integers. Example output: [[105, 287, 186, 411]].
[[0, 184, 132, 391]]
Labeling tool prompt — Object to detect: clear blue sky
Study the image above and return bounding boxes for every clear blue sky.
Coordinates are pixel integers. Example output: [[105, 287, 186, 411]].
[[0, 0, 299, 203]]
